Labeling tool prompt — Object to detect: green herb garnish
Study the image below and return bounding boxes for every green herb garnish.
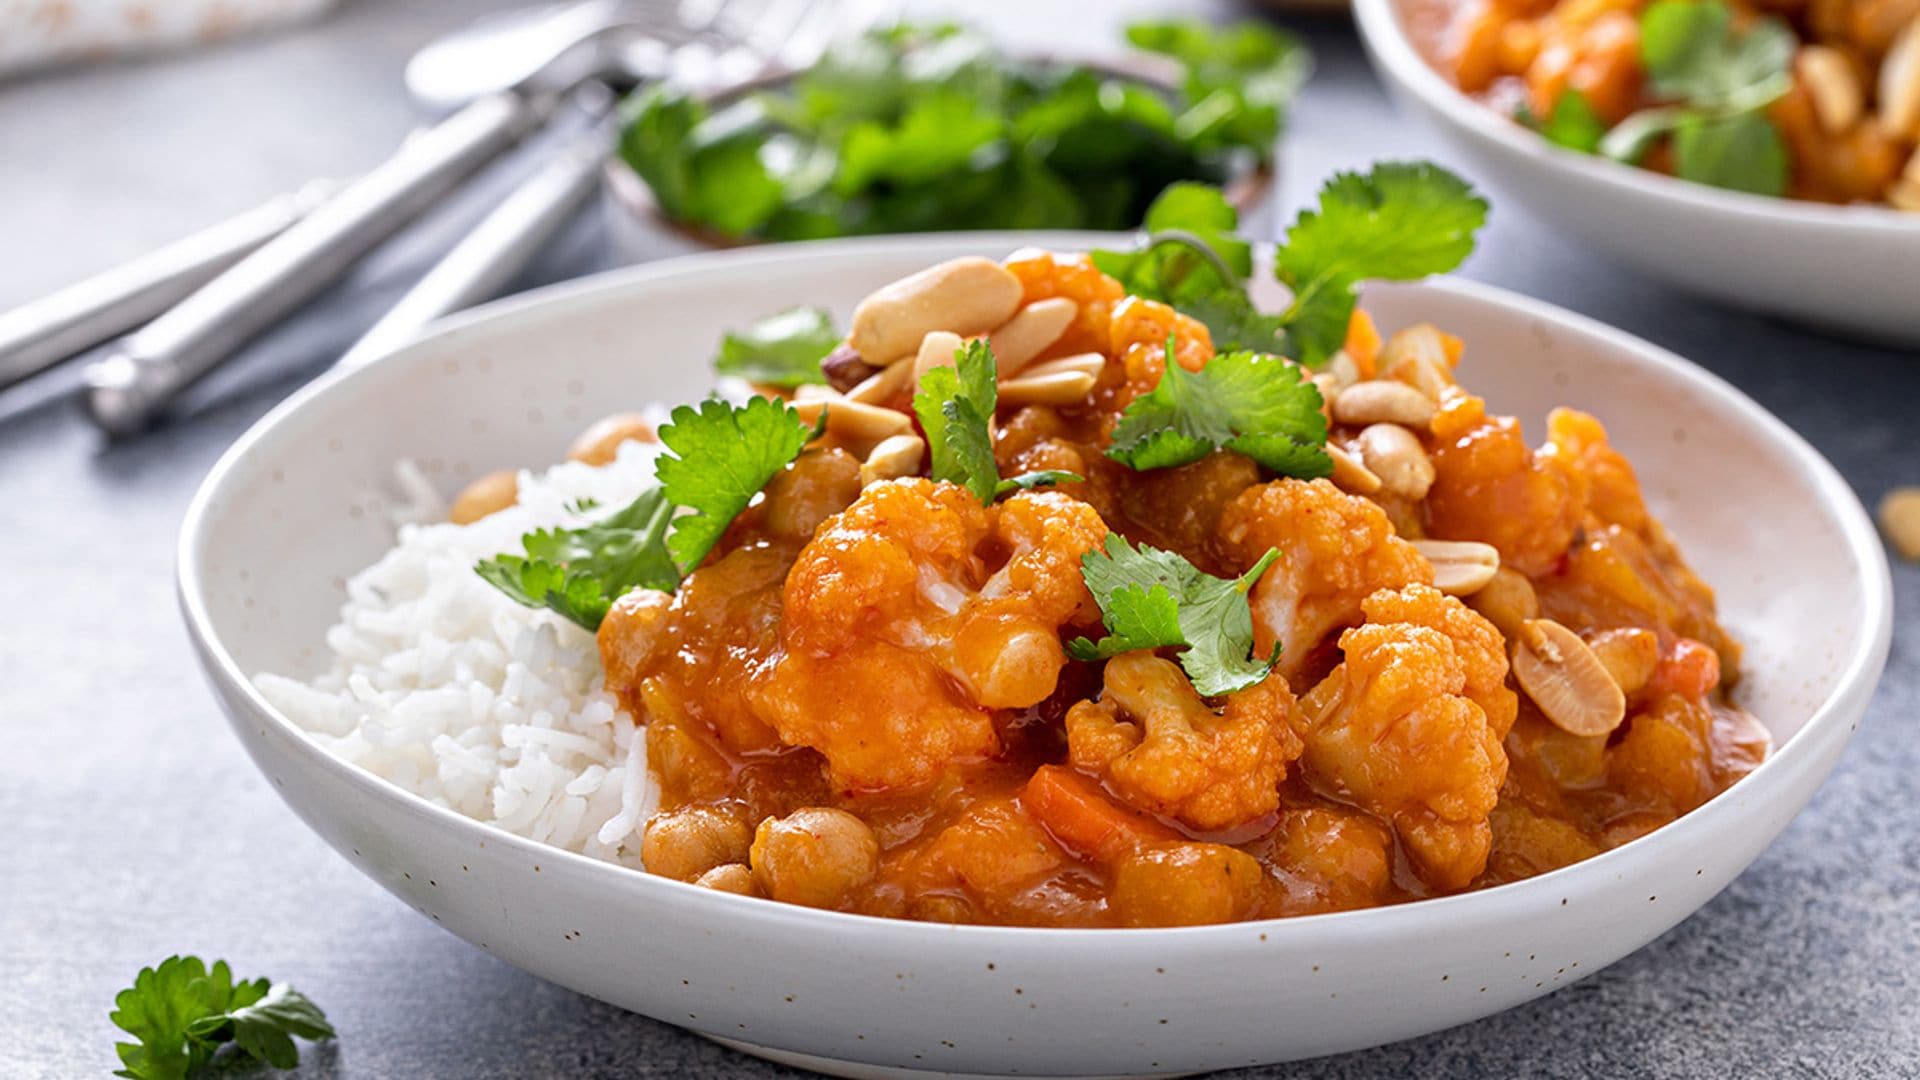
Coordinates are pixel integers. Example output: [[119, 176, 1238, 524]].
[[1107, 342, 1330, 477], [1068, 535, 1282, 696], [1273, 161, 1489, 366], [618, 20, 1307, 241], [1530, 0, 1794, 196], [476, 397, 815, 630], [110, 956, 333, 1080], [1091, 162, 1485, 366], [912, 338, 1002, 505], [475, 486, 677, 632], [713, 306, 838, 387], [1526, 89, 1608, 154]]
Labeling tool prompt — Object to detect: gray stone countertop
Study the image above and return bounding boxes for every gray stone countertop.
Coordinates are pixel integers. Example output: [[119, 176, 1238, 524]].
[[0, 1, 1914, 1076]]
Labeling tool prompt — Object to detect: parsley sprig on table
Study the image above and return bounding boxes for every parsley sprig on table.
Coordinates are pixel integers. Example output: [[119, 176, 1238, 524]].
[[911, 338, 1082, 503], [1530, 0, 1794, 196], [110, 956, 333, 1080], [1068, 535, 1282, 696], [476, 397, 817, 631]]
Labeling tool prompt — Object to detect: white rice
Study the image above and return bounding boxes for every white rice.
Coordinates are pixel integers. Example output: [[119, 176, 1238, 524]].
[[255, 440, 668, 868]]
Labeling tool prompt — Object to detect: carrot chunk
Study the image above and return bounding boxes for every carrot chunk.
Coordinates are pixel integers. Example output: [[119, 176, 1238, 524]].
[[1021, 765, 1179, 863]]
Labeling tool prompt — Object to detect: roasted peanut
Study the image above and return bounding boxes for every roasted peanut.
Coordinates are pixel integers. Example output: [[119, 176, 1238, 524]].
[[849, 256, 1023, 363], [821, 342, 878, 393], [790, 396, 914, 446], [1327, 350, 1362, 389], [1878, 485, 1920, 560], [1410, 538, 1501, 595], [1327, 442, 1383, 495], [1588, 627, 1661, 697], [1882, 18, 1920, 138], [449, 469, 518, 524], [912, 329, 967, 386], [1797, 45, 1863, 133], [1333, 380, 1439, 429], [1380, 325, 1454, 399], [998, 368, 1096, 406], [568, 412, 656, 466], [986, 297, 1077, 375], [844, 356, 913, 405], [1512, 618, 1627, 737], [1018, 352, 1104, 379], [860, 434, 927, 486], [1355, 423, 1435, 500]]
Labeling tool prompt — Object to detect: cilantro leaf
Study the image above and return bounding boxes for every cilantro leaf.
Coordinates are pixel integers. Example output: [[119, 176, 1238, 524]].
[[912, 338, 1002, 504], [657, 396, 816, 572], [1067, 535, 1283, 696], [1671, 108, 1788, 195], [1530, 89, 1608, 154], [1091, 183, 1270, 352], [1108, 345, 1330, 477], [1125, 20, 1311, 156], [111, 956, 333, 1080], [995, 469, 1083, 496], [1640, 0, 1793, 109], [1274, 162, 1488, 366], [475, 487, 677, 632], [713, 306, 838, 387]]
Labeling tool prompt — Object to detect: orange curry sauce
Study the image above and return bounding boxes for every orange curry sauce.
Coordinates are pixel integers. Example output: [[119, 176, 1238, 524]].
[[595, 251, 1768, 927]]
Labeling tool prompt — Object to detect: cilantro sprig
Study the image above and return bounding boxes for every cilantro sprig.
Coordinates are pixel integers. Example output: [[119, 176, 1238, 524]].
[[110, 956, 333, 1079], [1092, 161, 1486, 367], [1529, 0, 1793, 196], [475, 397, 816, 631], [1068, 535, 1282, 696], [912, 338, 1003, 504], [910, 338, 1085, 504], [712, 306, 838, 387], [1272, 161, 1488, 365], [1107, 342, 1330, 477]]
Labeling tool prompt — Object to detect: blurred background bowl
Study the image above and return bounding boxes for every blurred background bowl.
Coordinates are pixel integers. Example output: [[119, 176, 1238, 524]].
[[1353, 0, 1920, 346]]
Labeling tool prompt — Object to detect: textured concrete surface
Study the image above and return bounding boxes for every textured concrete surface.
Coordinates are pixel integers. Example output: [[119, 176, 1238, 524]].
[[1, 2, 1915, 1077]]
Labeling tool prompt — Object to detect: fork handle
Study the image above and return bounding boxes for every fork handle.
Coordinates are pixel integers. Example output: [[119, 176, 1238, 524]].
[[83, 90, 545, 437]]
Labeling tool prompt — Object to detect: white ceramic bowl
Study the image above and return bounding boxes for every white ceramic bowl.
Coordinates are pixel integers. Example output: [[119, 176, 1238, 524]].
[[179, 234, 1892, 1078], [1353, 0, 1920, 346]]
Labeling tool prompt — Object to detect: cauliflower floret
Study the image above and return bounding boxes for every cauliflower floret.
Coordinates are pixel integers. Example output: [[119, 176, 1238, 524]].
[[1297, 585, 1517, 891], [1216, 479, 1432, 681], [754, 479, 1107, 791], [1065, 653, 1303, 833], [1426, 395, 1583, 576]]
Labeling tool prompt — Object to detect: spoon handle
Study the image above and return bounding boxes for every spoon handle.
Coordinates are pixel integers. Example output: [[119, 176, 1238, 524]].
[[82, 90, 543, 437], [0, 179, 336, 392], [336, 126, 610, 370]]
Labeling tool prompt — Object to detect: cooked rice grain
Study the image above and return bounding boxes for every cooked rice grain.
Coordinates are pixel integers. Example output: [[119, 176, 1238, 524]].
[[256, 440, 666, 868]]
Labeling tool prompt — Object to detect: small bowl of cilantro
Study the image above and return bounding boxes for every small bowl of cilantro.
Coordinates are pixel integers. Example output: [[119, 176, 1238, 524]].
[[1354, 0, 1920, 345], [607, 20, 1308, 245]]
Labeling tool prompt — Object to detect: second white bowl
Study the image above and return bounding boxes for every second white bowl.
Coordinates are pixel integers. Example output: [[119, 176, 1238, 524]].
[[1354, 0, 1920, 346]]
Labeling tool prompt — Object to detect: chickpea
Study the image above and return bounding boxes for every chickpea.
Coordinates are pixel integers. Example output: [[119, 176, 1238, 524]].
[[568, 413, 656, 466], [1467, 566, 1539, 643], [1111, 843, 1265, 927], [750, 807, 879, 908], [694, 863, 764, 897], [449, 469, 518, 524], [641, 806, 751, 883], [760, 448, 861, 541]]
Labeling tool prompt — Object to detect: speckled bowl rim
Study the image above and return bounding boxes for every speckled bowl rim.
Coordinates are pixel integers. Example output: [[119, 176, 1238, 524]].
[[1351, 0, 1920, 237], [178, 233, 1894, 944]]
